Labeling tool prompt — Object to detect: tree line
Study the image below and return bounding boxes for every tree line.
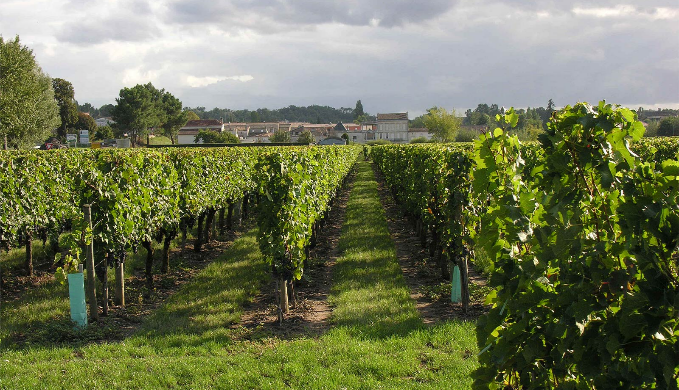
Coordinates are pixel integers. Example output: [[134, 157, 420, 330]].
[[183, 102, 372, 125], [1, 35, 374, 149]]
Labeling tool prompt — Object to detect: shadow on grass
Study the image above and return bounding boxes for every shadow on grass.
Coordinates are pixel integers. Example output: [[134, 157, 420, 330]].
[[133, 228, 269, 348], [1, 280, 71, 349], [0, 228, 268, 351]]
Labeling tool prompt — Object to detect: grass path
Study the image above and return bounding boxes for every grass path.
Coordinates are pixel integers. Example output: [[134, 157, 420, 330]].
[[0, 160, 477, 389]]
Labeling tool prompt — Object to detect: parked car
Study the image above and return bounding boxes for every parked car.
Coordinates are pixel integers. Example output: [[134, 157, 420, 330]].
[[39, 137, 68, 150], [101, 139, 117, 148]]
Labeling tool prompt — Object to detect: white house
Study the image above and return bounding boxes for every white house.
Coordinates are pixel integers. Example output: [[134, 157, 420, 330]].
[[177, 120, 228, 144], [407, 127, 433, 142], [375, 113, 409, 143], [95, 117, 115, 127]]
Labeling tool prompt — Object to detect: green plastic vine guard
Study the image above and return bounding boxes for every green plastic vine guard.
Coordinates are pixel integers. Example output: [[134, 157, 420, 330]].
[[451, 265, 461, 303], [67, 273, 88, 328]]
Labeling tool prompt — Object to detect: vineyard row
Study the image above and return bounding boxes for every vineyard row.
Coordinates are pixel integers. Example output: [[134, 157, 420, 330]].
[[372, 102, 679, 388], [0, 146, 360, 319]]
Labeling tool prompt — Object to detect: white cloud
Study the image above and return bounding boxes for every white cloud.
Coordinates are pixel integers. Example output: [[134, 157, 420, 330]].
[[653, 7, 679, 19], [572, 5, 637, 18], [185, 75, 254, 88], [572, 5, 679, 20], [122, 67, 161, 86]]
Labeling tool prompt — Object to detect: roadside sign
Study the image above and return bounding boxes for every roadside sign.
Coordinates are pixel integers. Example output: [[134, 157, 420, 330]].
[[79, 130, 89, 145], [67, 133, 77, 147]]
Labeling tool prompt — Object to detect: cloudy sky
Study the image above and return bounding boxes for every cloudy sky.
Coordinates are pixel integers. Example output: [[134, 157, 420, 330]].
[[1, 0, 677, 116]]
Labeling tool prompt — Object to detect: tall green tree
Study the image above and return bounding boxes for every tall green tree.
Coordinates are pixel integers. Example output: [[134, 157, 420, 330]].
[[78, 102, 98, 117], [0, 36, 60, 149], [296, 130, 314, 144], [159, 92, 188, 144], [269, 130, 291, 143], [410, 114, 426, 128], [424, 106, 461, 142], [184, 110, 200, 121], [353, 114, 368, 125], [52, 78, 78, 139], [111, 83, 162, 147], [94, 125, 114, 141], [76, 112, 97, 132], [99, 103, 114, 117], [657, 116, 679, 137], [353, 99, 364, 120]]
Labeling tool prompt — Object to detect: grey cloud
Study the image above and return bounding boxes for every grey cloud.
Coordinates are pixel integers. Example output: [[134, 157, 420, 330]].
[[57, 0, 159, 45], [43, 0, 677, 114], [163, 3, 677, 115], [165, 0, 459, 31], [58, 17, 161, 44]]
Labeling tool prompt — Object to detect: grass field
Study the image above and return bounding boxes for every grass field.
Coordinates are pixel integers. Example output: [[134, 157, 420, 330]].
[[0, 160, 477, 389]]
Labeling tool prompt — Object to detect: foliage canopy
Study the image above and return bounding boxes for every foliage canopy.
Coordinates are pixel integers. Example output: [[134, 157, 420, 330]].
[[0, 36, 60, 149], [424, 106, 461, 142]]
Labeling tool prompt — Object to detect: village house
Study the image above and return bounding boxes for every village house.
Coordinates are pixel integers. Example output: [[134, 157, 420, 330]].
[[290, 123, 332, 143], [223, 123, 249, 139], [177, 119, 230, 144], [330, 122, 373, 143], [177, 115, 425, 145], [407, 127, 432, 142], [375, 113, 409, 143]]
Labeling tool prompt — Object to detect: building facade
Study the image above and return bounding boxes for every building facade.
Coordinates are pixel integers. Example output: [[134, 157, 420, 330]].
[[375, 113, 409, 143]]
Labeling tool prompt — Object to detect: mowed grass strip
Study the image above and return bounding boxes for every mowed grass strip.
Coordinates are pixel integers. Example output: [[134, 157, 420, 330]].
[[0, 161, 477, 389], [330, 159, 423, 338]]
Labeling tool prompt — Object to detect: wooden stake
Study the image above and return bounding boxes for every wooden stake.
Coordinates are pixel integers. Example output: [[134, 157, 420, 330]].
[[242, 195, 249, 220], [161, 233, 172, 274], [83, 205, 98, 321], [278, 277, 289, 323], [115, 258, 125, 307], [226, 203, 234, 231], [461, 257, 470, 313], [102, 259, 109, 316], [25, 231, 33, 277], [143, 240, 154, 289], [194, 213, 205, 252]]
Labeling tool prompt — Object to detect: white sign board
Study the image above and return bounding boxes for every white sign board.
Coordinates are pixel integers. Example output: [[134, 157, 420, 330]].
[[79, 130, 89, 144]]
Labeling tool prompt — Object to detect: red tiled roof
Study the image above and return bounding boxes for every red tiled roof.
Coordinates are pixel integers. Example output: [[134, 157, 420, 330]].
[[183, 120, 223, 128], [377, 113, 408, 121]]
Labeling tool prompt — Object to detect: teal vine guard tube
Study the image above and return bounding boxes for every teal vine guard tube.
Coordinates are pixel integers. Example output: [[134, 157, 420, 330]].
[[67, 272, 88, 328], [451, 265, 461, 303]]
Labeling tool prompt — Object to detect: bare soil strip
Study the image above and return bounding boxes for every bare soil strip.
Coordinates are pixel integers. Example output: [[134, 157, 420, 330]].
[[234, 168, 356, 338]]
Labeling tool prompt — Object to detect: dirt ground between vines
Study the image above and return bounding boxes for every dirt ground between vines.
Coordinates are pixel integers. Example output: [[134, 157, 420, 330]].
[[233, 171, 355, 339], [235, 161, 488, 340], [371, 163, 489, 323]]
